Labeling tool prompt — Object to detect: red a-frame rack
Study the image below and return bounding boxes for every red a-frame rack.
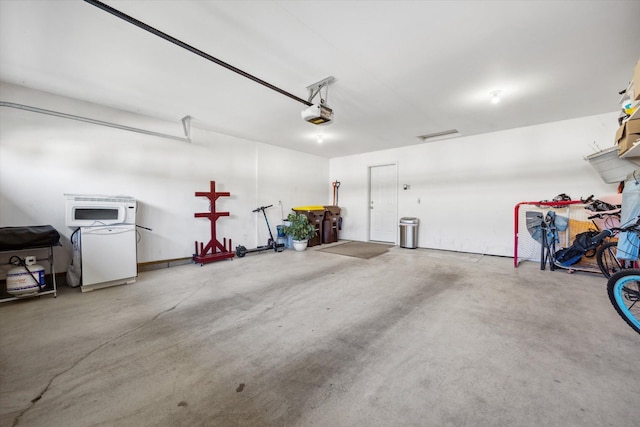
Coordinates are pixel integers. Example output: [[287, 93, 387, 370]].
[[193, 181, 235, 264]]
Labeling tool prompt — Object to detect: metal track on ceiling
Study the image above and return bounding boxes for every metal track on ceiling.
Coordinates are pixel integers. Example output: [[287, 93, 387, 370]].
[[84, 0, 313, 107]]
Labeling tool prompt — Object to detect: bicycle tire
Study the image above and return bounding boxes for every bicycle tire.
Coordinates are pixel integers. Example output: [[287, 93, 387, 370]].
[[607, 269, 640, 335], [596, 241, 624, 278]]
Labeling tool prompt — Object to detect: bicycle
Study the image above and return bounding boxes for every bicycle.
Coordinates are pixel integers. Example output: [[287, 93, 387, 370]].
[[546, 215, 636, 273], [607, 269, 640, 334], [596, 241, 638, 278], [592, 213, 640, 278]]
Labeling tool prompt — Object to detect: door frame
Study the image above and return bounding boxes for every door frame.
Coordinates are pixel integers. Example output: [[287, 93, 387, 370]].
[[368, 161, 398, 243]]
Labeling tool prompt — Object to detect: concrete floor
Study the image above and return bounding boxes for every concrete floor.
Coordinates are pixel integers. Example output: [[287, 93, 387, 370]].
[[1, 244, 638, 427]]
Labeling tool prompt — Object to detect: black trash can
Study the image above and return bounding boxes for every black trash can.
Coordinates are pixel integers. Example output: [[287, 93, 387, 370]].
[[292, 206, 325, 247], [322, 206, 341, 243]]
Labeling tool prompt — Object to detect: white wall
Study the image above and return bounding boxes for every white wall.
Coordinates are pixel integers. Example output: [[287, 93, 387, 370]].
[[330, 113, 621, 256], [0, 82, 329, 274], [255, 143, 330, 244], [1, 81, 625, 273]]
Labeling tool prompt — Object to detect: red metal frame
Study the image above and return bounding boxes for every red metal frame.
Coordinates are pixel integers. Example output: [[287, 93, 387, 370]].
[[513, 200, 584, 268], [193, 181, 234, 264]]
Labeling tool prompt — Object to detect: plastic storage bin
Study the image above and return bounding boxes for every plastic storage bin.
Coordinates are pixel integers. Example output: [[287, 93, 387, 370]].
[[584, 146, 640, 184], [322, 206, 341, 243], [292, 206, 325, 247]]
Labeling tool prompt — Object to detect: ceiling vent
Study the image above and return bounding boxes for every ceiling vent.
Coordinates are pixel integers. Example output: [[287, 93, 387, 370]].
[[417, 129, 461, 143]]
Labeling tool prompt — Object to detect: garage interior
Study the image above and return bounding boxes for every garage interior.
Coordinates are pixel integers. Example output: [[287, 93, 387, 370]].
[[1, 1, 639, 426]]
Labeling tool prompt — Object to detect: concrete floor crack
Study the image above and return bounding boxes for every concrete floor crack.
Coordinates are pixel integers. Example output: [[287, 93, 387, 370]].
[[10, 285, 202, 426]]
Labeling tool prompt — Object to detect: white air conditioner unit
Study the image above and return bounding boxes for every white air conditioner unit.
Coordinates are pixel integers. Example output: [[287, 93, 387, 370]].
[[302, 104, 333, 125]]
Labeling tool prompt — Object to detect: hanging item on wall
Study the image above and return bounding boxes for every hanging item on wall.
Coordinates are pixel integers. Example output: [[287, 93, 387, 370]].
[[332, 180, 341, 205]]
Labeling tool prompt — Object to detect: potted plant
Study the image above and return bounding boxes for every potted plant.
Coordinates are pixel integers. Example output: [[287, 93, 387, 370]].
[[281, 213, 315, 251]]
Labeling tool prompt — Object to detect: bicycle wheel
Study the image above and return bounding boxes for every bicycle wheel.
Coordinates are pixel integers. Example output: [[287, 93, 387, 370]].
[[596, 241, 624, 278], [607, 269, 640, 334]]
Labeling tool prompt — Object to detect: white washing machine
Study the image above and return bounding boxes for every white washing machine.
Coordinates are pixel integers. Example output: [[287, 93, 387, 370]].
[[80, 224, 137, 292]]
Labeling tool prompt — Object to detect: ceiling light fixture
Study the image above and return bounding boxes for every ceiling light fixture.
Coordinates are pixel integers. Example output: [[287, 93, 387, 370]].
[[490, 90, 502, 104], [316, 131, 324, 144]]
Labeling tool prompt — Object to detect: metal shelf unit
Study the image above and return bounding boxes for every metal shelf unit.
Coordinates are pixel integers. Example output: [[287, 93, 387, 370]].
[[1, 244, 58, 303]]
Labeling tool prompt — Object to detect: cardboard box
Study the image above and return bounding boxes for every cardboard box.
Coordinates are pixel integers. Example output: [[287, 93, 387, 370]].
[[615, 119, 640, 155]]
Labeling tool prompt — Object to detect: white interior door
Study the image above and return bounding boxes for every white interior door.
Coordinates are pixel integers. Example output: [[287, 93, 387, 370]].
[[369, 163, 397, 243]]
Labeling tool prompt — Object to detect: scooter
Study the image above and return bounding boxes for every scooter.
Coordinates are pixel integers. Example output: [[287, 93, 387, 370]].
[[235, 205, 285, 257]]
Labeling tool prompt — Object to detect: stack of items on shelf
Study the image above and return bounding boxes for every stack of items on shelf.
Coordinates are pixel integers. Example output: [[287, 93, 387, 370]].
[[616, 58, 640, 158], [585, 58, 640, 184]]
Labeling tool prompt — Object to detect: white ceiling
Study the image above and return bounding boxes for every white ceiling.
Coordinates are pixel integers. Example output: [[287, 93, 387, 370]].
[[1, 0, 639, 158]]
